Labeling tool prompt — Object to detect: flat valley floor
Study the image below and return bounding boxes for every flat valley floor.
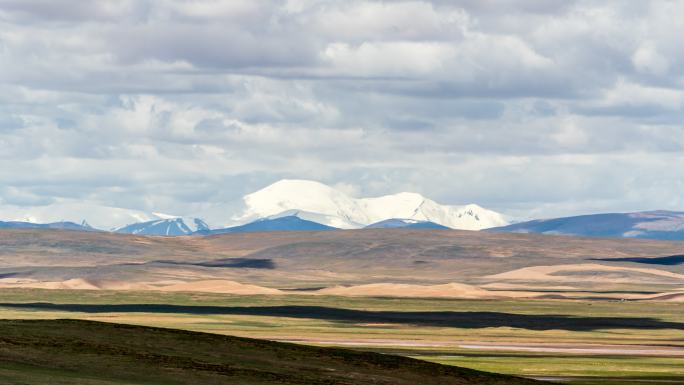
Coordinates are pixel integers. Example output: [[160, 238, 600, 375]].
[[1, 289, 683, 385]]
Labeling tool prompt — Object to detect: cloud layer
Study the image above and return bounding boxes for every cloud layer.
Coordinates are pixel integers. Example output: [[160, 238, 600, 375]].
[[1, 0, 684, 218]]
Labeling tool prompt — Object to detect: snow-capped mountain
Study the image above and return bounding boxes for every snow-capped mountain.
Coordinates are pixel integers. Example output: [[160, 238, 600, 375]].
[[115, 217, 209, 236], [0, 179, 508, 233], [225, 179, 509, 230]]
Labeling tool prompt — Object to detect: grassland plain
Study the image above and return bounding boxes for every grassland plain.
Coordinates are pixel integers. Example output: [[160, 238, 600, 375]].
[[1, 289, 683, 384]]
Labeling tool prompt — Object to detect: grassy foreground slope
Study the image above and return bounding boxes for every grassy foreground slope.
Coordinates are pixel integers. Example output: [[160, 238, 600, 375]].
[[0, 319, 541, 385]]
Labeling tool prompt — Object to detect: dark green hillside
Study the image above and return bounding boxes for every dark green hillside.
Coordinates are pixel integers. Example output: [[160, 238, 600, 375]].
[[0, 319, 542, 385]]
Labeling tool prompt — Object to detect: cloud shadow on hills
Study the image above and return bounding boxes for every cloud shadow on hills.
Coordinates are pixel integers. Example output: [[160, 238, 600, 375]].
[[589, 254, 684, 266], [156, 258, 276, 269], [116, 258, 276, 269], [1, 303, 682, 331]]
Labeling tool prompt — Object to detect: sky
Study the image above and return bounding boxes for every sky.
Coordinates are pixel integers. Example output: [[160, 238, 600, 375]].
[[1, 0, 684, 219]]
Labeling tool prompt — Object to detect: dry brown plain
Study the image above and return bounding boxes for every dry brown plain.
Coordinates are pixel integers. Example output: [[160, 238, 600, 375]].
[[0, 228, 683, 300]]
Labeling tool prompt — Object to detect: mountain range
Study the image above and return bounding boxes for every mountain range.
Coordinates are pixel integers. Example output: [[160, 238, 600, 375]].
[[0, 179, 508, 235], [0, 220, 94, 231], [3, 180, 684, 241], [223, 180, 508, 230]]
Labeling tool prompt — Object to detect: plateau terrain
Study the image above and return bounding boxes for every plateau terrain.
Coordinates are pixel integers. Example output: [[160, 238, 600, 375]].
[[1, 228, 683, 384]]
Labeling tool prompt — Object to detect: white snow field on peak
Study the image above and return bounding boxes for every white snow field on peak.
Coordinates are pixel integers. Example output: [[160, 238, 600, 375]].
[[228, 179, 509, 230]]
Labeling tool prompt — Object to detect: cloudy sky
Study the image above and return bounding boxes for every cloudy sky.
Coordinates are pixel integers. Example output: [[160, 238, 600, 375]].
[[1, 0, 684, 219]]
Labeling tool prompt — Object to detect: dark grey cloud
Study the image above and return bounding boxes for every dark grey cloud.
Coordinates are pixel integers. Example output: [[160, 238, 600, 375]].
[[1, 0, 683, 218]]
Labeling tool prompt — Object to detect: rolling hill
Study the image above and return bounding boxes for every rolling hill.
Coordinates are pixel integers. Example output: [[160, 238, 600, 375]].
[[0, 319, 540, 385], [1, 228, 683, 299]]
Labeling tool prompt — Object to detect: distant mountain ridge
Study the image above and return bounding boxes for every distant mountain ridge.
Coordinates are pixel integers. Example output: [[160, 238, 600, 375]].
[[0, 179, 509, 235], [0, 220, 95, 231], [205, 215, 336, 235], [3, 193, 684, 241], [0, 202, 163, 231], [488, 210, 684, 241]]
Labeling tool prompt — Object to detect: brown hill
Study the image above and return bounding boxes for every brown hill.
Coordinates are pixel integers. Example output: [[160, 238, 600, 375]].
[[1, 228, 683, 298]]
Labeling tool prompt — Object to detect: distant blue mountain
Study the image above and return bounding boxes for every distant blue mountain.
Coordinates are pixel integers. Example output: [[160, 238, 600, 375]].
[[206, 215, 337, 234], [115, 218, 203, 236], [365, 218, 450, 230], [488, 210, 684, 240], [0, 221, 95, 231]]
